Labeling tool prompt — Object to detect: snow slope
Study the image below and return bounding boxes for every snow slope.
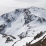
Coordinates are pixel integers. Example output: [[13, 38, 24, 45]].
[[0, 7, 46, 46]]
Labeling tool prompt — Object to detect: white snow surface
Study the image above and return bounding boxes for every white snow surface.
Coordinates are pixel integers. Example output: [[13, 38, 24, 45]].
[[0, 7, 46, 46]]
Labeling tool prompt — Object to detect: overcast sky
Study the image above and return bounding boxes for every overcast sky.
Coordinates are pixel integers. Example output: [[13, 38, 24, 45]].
[[0, 0, 46, 15]]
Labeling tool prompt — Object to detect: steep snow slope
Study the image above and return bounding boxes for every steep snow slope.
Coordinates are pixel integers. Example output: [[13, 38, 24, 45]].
[[0, 7, 46, 46]]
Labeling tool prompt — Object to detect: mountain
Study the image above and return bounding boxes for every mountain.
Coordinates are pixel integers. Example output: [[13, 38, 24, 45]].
[[0, 6, 46, 46]]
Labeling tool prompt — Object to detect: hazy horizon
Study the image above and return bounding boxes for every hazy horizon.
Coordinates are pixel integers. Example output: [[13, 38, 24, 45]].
[[0, 0, 46, 15]]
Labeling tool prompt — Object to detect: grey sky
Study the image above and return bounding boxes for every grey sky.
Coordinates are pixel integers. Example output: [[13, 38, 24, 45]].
[[0, 0, 46, 15], [15, 0, 40, 3]]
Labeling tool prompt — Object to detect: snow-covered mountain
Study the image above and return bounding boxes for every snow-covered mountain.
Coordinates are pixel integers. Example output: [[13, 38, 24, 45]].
[[0, 6, 46, 46]]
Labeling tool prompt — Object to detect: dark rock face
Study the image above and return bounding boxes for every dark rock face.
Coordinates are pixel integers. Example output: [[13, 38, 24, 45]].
[[5, 37, 13, 43], [0, 33, 16, 43], [1, 14, 5, 17], [0, 24, 6, 32], [1, 13, 9, 19], [18, 32, 27, 39], [24, 14, 37, 24], [14, 9, 21, 14], [23, 9, 31, 15], [42, 18, 46, 22], [6, 19, 11, 23], [34, 31, 44, 40], [26, 35, 46, 46], [37, 17, 42, 23], [37, 17, 46, 23], [24, 9, 33, 24], [24, 15, 32, 24]]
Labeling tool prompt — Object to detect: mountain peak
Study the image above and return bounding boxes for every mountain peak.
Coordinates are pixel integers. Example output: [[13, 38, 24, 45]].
[[0, 7, 46, 46]]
